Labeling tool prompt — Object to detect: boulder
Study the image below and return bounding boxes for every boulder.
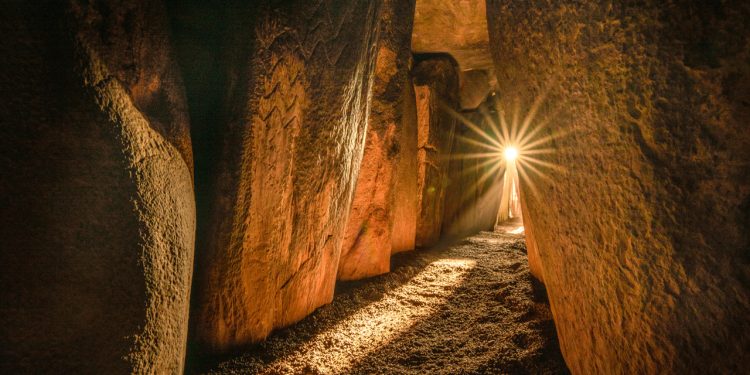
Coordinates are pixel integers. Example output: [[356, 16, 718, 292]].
[[338, 0, 417, 281], [487, 0, 750, 373], [0, 1, 195, 373]]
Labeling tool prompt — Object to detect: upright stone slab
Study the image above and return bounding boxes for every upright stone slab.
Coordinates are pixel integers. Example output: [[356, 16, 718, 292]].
[[338, 0, 417, 281], [413, 56, 459, 247], [183, 0, 382, 354], [518, 183, 543, 282], [391, 79, 420, 253], [487, 0, 750, 373], [442, 102, 503, 239], [441, 109, 481, 239], [473, 101, 505, 232], [0, 1, 195, 373]]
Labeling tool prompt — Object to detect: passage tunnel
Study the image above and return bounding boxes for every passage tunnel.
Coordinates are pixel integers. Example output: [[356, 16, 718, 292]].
[[1, 0, 748, 374]]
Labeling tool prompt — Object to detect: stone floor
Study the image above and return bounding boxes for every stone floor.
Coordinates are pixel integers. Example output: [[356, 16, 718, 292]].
[[195, 220, 568, 374]]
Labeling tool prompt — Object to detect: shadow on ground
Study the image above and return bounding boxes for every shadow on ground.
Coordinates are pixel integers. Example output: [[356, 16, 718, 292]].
[[195, 227, 569, 374]]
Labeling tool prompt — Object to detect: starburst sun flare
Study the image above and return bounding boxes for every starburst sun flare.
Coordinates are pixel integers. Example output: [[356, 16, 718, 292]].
[[442, 89, 567, 201]]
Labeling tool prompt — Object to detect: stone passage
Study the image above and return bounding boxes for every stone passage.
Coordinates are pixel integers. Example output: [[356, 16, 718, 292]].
[[198, 219, 568, 374], [3, 1, 748, 373]]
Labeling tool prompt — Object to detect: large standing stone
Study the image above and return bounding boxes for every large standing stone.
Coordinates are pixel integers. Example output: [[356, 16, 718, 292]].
[[518, 184, 543, 282], [338, 0, 417, 281], [391, 80, 420, 253], [472, 102, 505, 232], [413, 56, 459, 247], [487, 0, 750, 373], [442, 103, 503, 239], [0, 1, 195, 373], [441, 110, 481, 239], [182, 0, 382, 354]]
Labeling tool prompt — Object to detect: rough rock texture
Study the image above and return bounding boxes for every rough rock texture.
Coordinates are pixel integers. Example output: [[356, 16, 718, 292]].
[[412, 0, 492, 71], [203, 223, 568, 375], [413, 56, 460, 247], [442, 103, 503, 239], [0, 1, 195, 373], [179, 0, 383, 355], [338, 0, 417, 281], [459, 69, 492, 110], [391, 79, 420, 254], [487, 1, 750, 373], [519, 188, 544, 283], [411, 0, 495, 111]]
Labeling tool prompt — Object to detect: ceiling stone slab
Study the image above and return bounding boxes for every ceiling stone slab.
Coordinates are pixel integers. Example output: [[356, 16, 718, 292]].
[[412, 0, 493, 72]]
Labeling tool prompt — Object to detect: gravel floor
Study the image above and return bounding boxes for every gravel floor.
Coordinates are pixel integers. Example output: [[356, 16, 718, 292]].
[[195, 220, 569, 374]]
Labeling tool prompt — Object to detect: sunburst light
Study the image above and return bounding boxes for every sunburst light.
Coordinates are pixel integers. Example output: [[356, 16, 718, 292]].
[[441, 88, 567, 208]]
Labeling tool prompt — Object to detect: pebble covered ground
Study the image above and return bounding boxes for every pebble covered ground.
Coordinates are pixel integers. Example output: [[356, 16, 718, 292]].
[[195, 220, 569, 374]]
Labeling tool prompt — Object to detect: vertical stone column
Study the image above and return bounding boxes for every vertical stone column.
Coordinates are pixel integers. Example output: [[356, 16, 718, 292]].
[[338, 0, 417, 281], [518, 181, 544, 282], [0, 1, 195, 373], [441, 105, 503, 238], [413, 55, 460, 247], [391, 80, 420, 253], [183, 0, 383, 354], [442, 110, 481, 239], [487, 0, 750, 373]]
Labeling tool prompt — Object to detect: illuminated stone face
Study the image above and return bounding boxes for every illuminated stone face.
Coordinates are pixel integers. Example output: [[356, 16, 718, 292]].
[[411, 0, 496, 110], [487, 0, 750, 373], [338, 0, 418, 281], [412, 0, 492, 71], [188, 0, 383, 354]]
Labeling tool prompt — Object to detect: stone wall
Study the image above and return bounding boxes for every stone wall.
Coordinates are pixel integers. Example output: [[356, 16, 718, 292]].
[[391, 80, 420, 253], [487, 0, 750, 373], [413, 55, 460, 247], [459, 69, 492, 110], [177, 0, 383, 354], [442, 102, 503, 239], [518, 182, 544, 282], [338, 0, 417, 281], [0, 1, 195, 373]]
